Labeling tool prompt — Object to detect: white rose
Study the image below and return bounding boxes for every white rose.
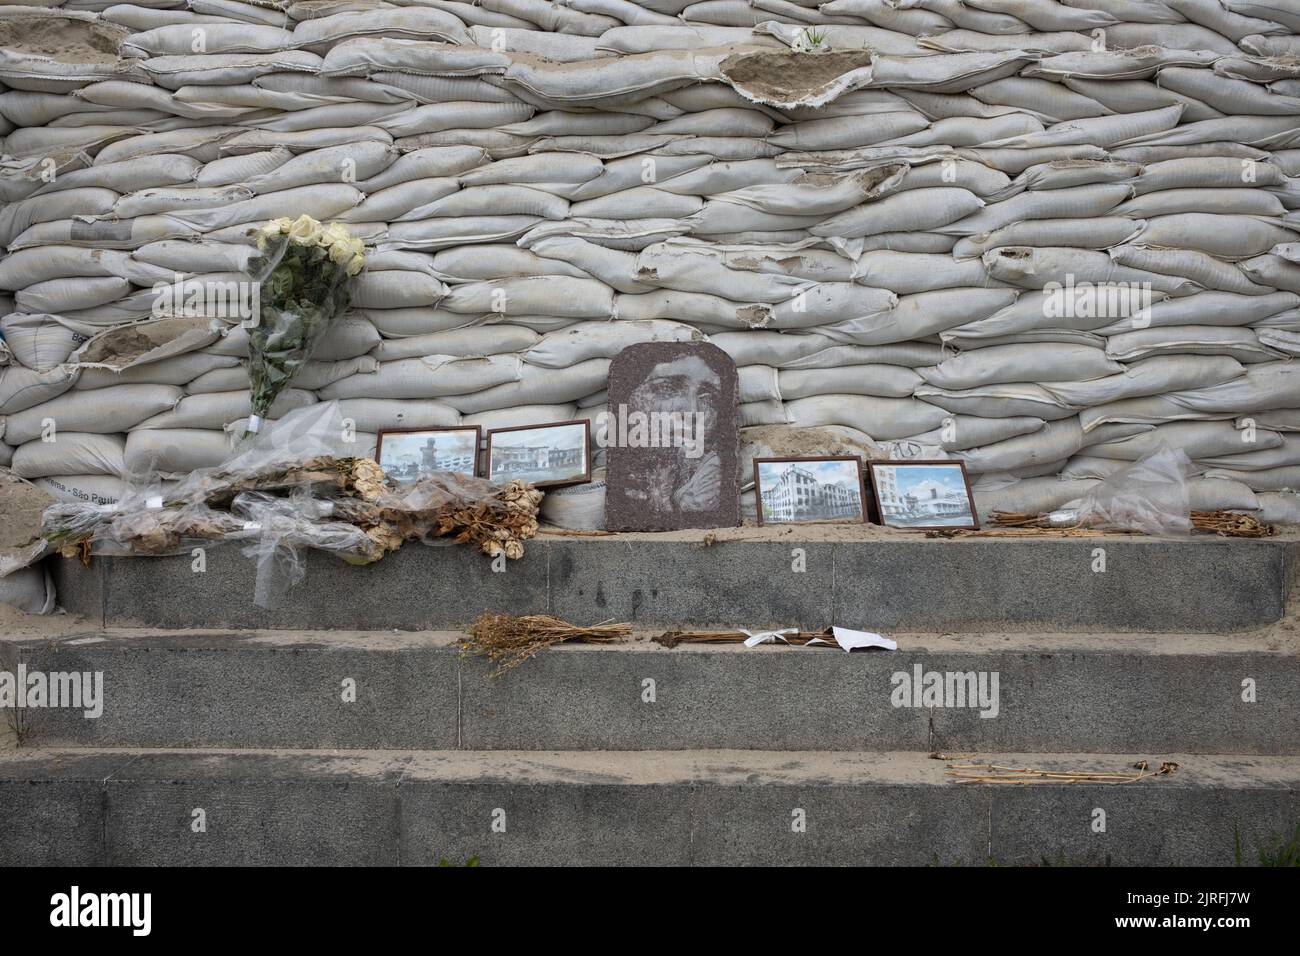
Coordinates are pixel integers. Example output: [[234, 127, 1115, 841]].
[[323, 222, 351, 247], [346, 253, 365, 276], [288, 214, 321, 245]]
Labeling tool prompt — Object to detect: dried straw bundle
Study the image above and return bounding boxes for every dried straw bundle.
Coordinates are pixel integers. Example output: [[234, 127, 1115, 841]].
[[464, 613, 631, 675]]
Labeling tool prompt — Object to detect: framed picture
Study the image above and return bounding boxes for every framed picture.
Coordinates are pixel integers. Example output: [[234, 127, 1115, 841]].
[[866, 460, 979, 531], [375, 426, 481, 482], [753, 456, 867, 526], [486, 419, 591, 489]]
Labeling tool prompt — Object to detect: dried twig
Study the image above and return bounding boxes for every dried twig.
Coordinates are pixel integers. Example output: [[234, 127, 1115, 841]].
[[986, 509, 1275, 538], [652, 629, 827, 648], [945, 760, 1179, 785], [463, 613, 631, 675]]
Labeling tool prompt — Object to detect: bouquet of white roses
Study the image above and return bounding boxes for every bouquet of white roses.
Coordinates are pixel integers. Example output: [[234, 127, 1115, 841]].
[[245, 215, 365, 437]]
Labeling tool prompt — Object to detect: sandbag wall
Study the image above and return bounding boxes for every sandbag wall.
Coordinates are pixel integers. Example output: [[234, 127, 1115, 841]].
[[2, 0, 1300, 524]]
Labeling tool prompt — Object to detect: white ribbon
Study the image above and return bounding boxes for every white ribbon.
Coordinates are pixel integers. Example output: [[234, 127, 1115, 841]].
[[741, 627, 799, 648]]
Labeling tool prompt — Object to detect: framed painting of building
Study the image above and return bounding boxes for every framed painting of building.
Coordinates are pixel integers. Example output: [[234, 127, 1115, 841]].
[[866, 460, 979, 531], [485, 419, 592, 489], [375, 426, 482, 482], [753, 456, 867, 526]]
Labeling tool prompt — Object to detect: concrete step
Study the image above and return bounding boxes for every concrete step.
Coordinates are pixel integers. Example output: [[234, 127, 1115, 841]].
[[6, 627, 1296, 755], [51, 533, 1295, 633], [2, 746, 1295, 866]]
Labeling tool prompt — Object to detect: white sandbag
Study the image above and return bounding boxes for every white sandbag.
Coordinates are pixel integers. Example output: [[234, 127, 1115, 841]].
[[122, 24, 294, 57], [293, 8, 468, 49], [0, 564, 54, 615], [34, 474, 130, 507], [971, 76, 1108, 121], [194, 147, 291, 187], [1024, 49, 1219, 82], [0, 364, 80, 416], [982, 246, 1202, 296], [15, 277, 132, 314], [539, 467, 607, 530], [432, 244, 594, 283], [442, 359, 612, 414], [1108, 244, 1276, 296], [768, 110, 929, 150], [922, 343, 1123, 389], [820, 288, 1018, 344], [1113, 188, 1286, 219], [461, 404, 579, 429], [77, 352, 241, 389], [123, 427, 233, 476], [937, 183, 1132, 236], [390, 184, 569, 219], [852, 250, 1001, 292], [777, 364, 922, 399], [328, 398, 461, 434], [524, 320, 701, 367], [132, 240, 259, 274], [784, 393, 949, 440], [905, 415, 1047, 452], [1256, 329, 1300, 356], [1093, 291, 1300, 333], [0, 187, 119, 246], [371, 328, 532, 363], [1221, 1, 1300, 31], [957, 417, 1084, 475], [1042, 355, 1246, 406], [440, 276, 616, 318], [971, 477, 1099, 519], [1199, 435, 1300, 472], [956, 144, 1109, 176], [350, 271, 448, 310], [212, 315, 381, 361], [5, 384, 182, 444], [319, 355, 523, 400], [1239, 255, 1300, 294], [1106, 326, 1283, 363], [1185, 477, 1261, 510], [952, 218, 1142, 259], [140, 52, 323, 90], [382, 216, 544, 251], [11, 432, 125, 479], [812, 187, 984, 237], [570, 187, 704, 221], [916, 382, 1080, 420], [0, 314, 93, 371], [1254, 491, 1300, 523], [138, 388, 316, 430]]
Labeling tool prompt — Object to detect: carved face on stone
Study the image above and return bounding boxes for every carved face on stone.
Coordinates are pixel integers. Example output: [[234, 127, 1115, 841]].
[[604, 342, 740, 532], [629, 355, 721, 443]]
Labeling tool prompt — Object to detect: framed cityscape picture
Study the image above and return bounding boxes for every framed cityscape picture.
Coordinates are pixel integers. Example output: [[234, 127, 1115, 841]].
[[485, 419, 591, 489], [375, 426, 481, 482], [753, 456, 867, 526], [866, 460, 979, 531]]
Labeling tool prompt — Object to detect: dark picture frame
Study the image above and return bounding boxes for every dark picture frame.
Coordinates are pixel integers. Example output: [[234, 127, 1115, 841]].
[[375, 426, 482, 481], [865, 459, 979, 531], [753, 455, 867, 526], [485, 419, 592, 489]]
